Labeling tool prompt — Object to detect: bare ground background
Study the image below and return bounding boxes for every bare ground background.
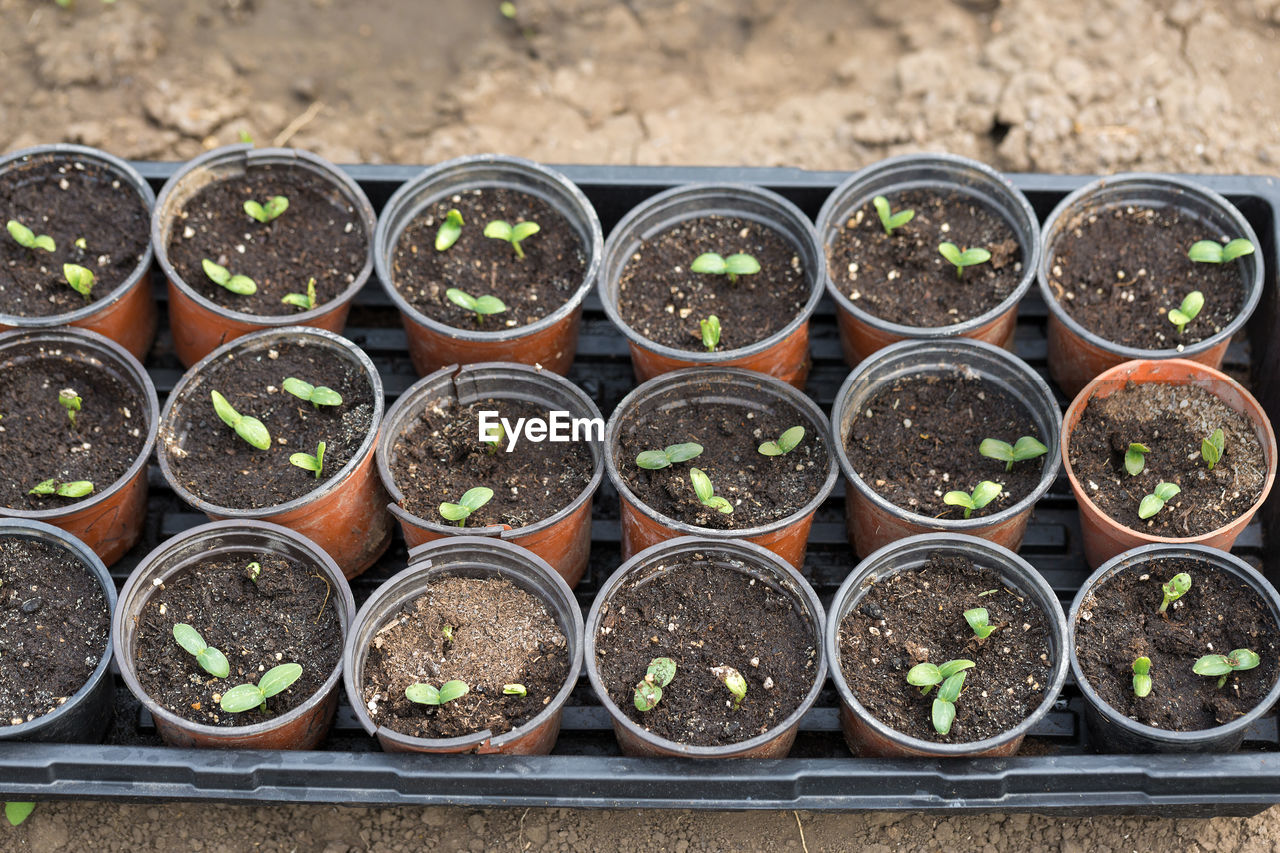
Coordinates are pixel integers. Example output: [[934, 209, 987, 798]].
[[4, 0, 1280, 849]]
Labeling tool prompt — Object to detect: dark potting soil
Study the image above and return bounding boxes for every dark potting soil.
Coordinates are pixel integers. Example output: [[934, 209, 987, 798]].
[[1075, 558, 1280, 731], [0, 350, 147, 510], [595, 556, 817, 747], [165, 166, 368, 316], [827, 189, 1023, 327], [616, 397, 828, 530], [839, 553, 1054, 745], [389, 398, 594, 529], [0, 537, 109, 726], [616, 215, 810, 351], [0, 157, 150, 317], [1067, 382, 1266, 537], [133, 552, 341, 728], [362, 576, 570, 740], [391, 188, 586, 331], [845, 373, 1045, 519], [1047, 205, 1246, 349], [164, 340, 375, 509]]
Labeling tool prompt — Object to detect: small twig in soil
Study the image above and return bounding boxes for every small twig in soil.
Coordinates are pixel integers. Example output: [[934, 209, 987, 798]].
[[793, 810, 809, 853], [273, 100, 325, 147], [311, 572, 331, 624]]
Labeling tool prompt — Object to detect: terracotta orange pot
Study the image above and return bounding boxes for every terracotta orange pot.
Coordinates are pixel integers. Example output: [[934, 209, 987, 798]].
[[598, 184, 823, 389], [373, 155, 603, 378], [112, 520, 355, 750], [343, 537, 583, 754], [0, 144, 157, 362], [604, 367, 838, 569], [152, 144, 377, 368], [814, 153, 1040, 367], [831, 339, 1062, 559], [377, 362, 603, 588], [0, 328, 158, 566], [1038, 174, 1264, 398], [1061, 358, 1277, 569], [156, 327, 393, 579]]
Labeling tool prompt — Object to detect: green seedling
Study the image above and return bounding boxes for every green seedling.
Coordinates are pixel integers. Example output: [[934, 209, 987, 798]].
[[446, 287, 508, 323], [1202, 428, 1225, 471], [172, 623, 230, 679], [6, 220, 54, 252], [28, 479, 93, 498], [289, 441, 326, 478], [63, 263, 95, 299], [700, 314, 721, 352], [281, 277, 317, 311], [943, 481, 1002, 519], [219, 663, 303, 714], [690, 467, 733, 514], [964, 607, 997, 640], [1138, 482, 1181, 520], [759, 426, 805, 457], [938, 242, 991, 278], [201, 259, 257, 295], [59, 388, 81, 429], [906, 659, 975, 695], [483, 219, 540, 258], [211, 390, 271, 450], [633, 657, 676, 712], [1158, 572, 1191, 613], [406, 680, 470, 706], [74, 237, 87, 250], [246, 562, 261, 584], [442, 625, 454, 643], [1133, 656, 1152, 698], [689, 252, 760, 283], [499, 0, 517, 17], [439, 486, 494, 527], [978, 436, 1047, 471], [238, 129, 255, 145], [872, 195, 914, 235], [5, 802, 34, 827], [244, 195, 289, 224], [1193, 648, 1260, 688], [711, 665, 747, 708], [1168, 290, 1204, 334], [282, 377, 343, 408], [907, 660, 974, 736], [503, 683, 527, 697], [635, 442, 703, 470], [1188, 238, 1255, 264], [1124, 442, 1151, 476], [436, 208, 464, 252], [483, 421, 506, 455]]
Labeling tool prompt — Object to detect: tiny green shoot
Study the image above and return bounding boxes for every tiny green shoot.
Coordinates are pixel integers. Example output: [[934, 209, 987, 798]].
[[943, 481, 1002, 519], [281, 277, 317, 311], [211, 390, 271, 450], [244, 196, 289, 224], [63, 263, 95, 299], [1138, 482, 1181, 520], [58, 388, 81, 429], [759, 426, 805, 457], [483, 219, 540, 258], [499, 0, 517, 17], [74, 237, 87, 250], [28, 479, 93, 498], [1158, 572, 1191, 613], [1124, 442, 1151, 476], [1201, 428, 1224, 471], [439, 486, 494, 527], [483, 420, 506, 455], [281, 377, 343, 408], [937, 242, 991, 278], [634, 657, 676, 712], [635, 443, 703, 470], [964, 607, 997, 640], [1133, 656, 1152, 698], [4, 802, 35, 827], [246, 562, 261, 583], [406, 680, 470, 705], [442, 624, 454, 643], [1193, 648, 1260, 688], [978, 436, 1047, 472], [1187, 238, 1255, 264], [872, 195, 914, 235], [219, 663, 304, 714], [689, 252, 760, 283], [202, 259, 257, 295], [6, 220, 54, 252], [711, 665, 747, 708], [503, 683, 527, 697], [446, 287, 507, 322], [289, 441, 326, 478], [1168, 291, 1204, 334], [690, 467, 733, 514], [238, 129, 255, 145], [172, 623, 230, 679], [436, 208, 464, 252], [700, 315, 721, 352]]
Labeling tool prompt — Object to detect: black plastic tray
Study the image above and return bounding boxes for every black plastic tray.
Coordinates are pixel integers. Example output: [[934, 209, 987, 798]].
[[2, 163, 1280, 815]]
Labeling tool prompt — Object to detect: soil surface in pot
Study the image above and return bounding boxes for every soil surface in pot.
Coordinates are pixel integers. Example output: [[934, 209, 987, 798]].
[[0, 157, 150, 317], [595, 556, 817, 747], [165, 165, 367, 316], [617, 395, 827, 529], [164, 339, 376, 509], [1075, 558, 1280, 731], [1067, 382, 1266, 536], [827, 189, 1023, 327], [845, 372, 1044, 518], [1047, 205, 1246, 349], [133, 551, 341, 727], [361, 576, 570, 740], [616, 215, 810, 352], [391, 188, 586, 331], [390, 397, 594, 529], [0, 349, 147, 510], [0, 537, 109, 726], [839, 552, 1054, 745]]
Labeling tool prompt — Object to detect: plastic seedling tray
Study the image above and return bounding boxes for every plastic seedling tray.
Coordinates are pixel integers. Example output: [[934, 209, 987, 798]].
[[3, 164, 1280, 815]]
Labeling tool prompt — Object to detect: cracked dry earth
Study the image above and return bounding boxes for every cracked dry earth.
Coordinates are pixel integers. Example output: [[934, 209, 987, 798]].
[[7, 0, 1280, 850]]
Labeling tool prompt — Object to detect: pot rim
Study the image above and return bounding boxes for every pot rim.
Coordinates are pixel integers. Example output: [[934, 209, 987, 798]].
[[0, 143, 156, 327], [1036, 173, 1264, 360], [111, 519, 355, 739], [830, 337, 1063, 531], [583, 535, 828, 757], [603, 366, 839, 539], [814, 151, 1041, 339], [0, 327, 159, 522], [597, 182, 825, 364], [150, 143, 377, 326], [823, 532, 1070, 755], [155, 325, 385, 519], [1067, 543, 1280, 745], [372, 154, 604, 343]]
